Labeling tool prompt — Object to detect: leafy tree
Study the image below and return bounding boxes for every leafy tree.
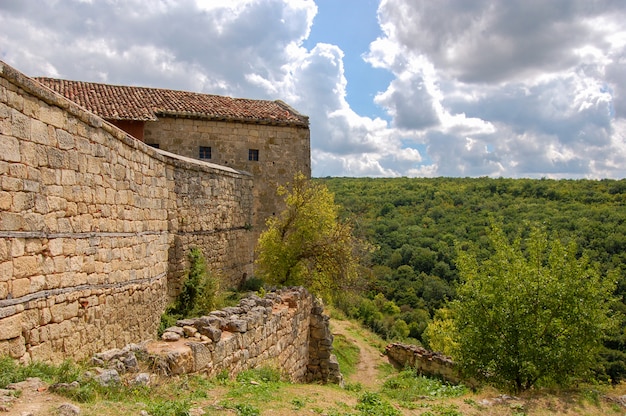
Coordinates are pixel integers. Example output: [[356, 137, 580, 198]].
[[390, 319, 410, 340], [452, 223, 616, 392], [255, 173, 361, 298], [423, 308, 458, 357]]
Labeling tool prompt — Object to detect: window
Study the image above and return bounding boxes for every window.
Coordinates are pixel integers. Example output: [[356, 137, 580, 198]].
[[147, 143, 160, 149], [199, 146, 212, 159], [248, 149, 259, 161]]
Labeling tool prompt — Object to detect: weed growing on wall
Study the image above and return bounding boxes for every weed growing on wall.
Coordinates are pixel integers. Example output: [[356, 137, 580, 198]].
[[160, 248, 220, 333]]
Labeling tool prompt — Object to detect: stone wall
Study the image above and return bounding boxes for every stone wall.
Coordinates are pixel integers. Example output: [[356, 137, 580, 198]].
[[163, 151, 254, 297], [140, 288, 341, 383], [385, 343, 463, 385], [143, 115, 311, 240], [0, 60, 254, 363]]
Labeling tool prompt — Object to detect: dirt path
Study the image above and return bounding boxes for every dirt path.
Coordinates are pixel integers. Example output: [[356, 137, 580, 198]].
[[1, 377, 69, 415], [330, 318, 388, 390]]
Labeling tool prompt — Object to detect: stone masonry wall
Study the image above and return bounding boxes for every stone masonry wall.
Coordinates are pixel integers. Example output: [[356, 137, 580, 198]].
[[385, 343, 464, 385], [145, 287, 341, 384], [162, 151, 254, 297], [144, 116, 311, 242], [0, 61, 254, 363]]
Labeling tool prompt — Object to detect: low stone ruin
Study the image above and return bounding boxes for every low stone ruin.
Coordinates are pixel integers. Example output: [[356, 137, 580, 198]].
[[385, 342, 463, 384], [90, 287, 342, 385]]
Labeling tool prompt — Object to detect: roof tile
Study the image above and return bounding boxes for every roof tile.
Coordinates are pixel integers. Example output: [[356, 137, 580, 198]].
[[35, 78, 309, 127]]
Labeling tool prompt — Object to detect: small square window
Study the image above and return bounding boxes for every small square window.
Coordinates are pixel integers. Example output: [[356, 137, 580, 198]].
[[147, 143, 160, 149], [248, 149, 259, 161], [199, 146, 212, 159]]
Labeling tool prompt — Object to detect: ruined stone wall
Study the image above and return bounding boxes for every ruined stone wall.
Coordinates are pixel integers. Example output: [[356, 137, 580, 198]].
[[144, 116, 311, 241], [0, 61, 254, 363], [385, 343, 463, 385], [146, 287, 341, 384]]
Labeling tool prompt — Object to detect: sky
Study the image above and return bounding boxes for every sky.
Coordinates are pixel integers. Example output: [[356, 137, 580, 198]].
[[1, 0, 625, 179]]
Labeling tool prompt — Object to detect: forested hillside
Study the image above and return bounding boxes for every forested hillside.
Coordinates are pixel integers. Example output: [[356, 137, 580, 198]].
[[316, 176, 626, 381]]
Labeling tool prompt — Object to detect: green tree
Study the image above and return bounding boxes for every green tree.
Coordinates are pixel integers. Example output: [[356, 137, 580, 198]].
[[255, 173, 361, 298], [452, 223, 616, 392], [423, 308, 458, 357]]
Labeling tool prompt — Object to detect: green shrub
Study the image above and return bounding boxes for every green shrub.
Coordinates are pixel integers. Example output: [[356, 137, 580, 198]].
[[0, 356, 21, 388], [381, 368, 467, 401], [160, 248, 220, 332], [236, 366, 281, 383], [0, 357, 81, 389], [240, 277, 265, 292], [356, 392, 401, 416], [232, 403, 260, 416], [176, 248, 218, 317], [146, 398, 191, 416]]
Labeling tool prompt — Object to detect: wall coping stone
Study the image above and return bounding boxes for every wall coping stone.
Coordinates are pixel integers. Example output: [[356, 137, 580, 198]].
[[0, 59, 250, 179]]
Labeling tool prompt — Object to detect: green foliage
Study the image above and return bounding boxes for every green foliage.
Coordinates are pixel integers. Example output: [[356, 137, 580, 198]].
[[390, 319, 409, 340], [0, 357, 81, 389], [176, 247, 218, 317], [382, 368, 467, 401], [320, 177, 626, 382], [356, 392, 402, 416], [215, 369, 230, 384], [236, 366, 282, 383], [291, 397, 306, 410], [230, 403, 260, 416], [160, 248, 219, 333], [240, 276, 264, 292], [421, 404, 463, 416], [332, 333, 360, 376], [146, 399, 191, 416], [423, 308, 458, 356], [256, 173, 363, 299], [453, 223, 617, 392], [222, 366, 283, 409], [334, 291, 418, 342], [0, 356, 26, 388]]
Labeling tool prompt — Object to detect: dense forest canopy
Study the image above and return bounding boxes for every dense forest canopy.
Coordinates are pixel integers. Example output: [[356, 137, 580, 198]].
[[315, 176, 626, 382]]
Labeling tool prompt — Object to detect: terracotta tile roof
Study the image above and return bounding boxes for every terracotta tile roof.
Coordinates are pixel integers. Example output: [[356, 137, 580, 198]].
[[34, 78, 309, 127]]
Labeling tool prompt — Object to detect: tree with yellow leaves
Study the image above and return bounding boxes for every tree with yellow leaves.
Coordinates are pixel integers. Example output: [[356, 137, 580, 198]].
[[255, 173, 361, 299]]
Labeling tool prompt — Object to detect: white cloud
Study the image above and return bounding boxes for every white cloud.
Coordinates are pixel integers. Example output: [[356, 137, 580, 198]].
[[1, 0, 625, 178], [366, 0, 626, 178]]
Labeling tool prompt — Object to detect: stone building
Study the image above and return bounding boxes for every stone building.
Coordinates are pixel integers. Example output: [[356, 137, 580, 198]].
[[35, 78, 311, 238], [0, 60, 311, 362]]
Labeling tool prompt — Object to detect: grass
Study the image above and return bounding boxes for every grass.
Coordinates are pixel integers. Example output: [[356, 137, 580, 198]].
[[333, 333, 360, 377], [0, 356, 81, 388], [381, 368, 468, 402], [145, 398, 191, 416], [5, 318, 626, 415]]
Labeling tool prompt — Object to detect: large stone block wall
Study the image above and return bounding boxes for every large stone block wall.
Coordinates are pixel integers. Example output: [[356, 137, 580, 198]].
[[0, 61, 254, 363], [162, 152, 254, 297], [144, 116, 311, 240]]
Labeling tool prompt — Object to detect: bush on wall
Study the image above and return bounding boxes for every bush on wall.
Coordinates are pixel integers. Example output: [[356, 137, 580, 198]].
[[159, 248, 219, 334]]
